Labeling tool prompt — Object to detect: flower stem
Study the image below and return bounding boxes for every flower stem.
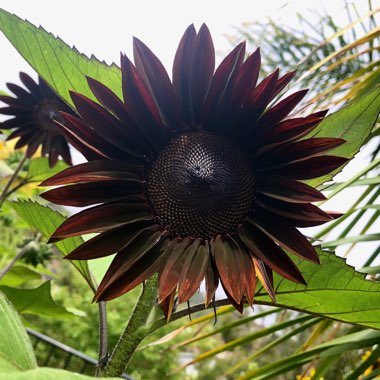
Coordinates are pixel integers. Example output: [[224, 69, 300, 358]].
[[102, 276, 158, 377], [95, 301, 108, 376], [0, 154, 27, 207]]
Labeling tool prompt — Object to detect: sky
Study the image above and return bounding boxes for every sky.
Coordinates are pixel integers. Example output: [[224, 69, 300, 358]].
[[0, 0, 379, 268]]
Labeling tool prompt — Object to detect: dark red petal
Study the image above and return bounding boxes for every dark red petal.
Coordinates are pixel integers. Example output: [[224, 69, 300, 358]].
[[172, 24, 197, 124], [160, 290, 176, 321], [64, 222, 152, 260], [242, 252, 256, 305], [212, 236, 245, 303], [6, 82, 35, 104], [256, 195, 333, 223], [0, 106, 30, 115], [133, 37, 180, 128], [189, 24, 215, 123], [255, 89, 309, 131], [40, 159, 143, 186], [248, 217, 320, 263], [0, 95, 30, 108], [252, 257, 275, 302], [205, 252, 219, 306], [25, 134, 43, 157], [261, 138, 346, 167], [1, 118, 33, 130], [121, 54, 168, 150], [13, 132, 35, 149], [59, 113, 121, 160], [70, 92, 142, 157], [57, 138, 72, 166], [19, 72, 41, 97], [41, 180, 143, 207], [255, 117, 324, 155], [256, 176, 326, 203], [276, 155, 349, 180], [49, 201, 151, 241], [177, 240, 209, 303], [272, 71, 296, 98], [158, 238, 192, 302], [239, 224, 306, 285], [202, 42, 245, 129], [221, 282, 244, 313], [6, 127, 35, 140], [95, 234, 167, 301]]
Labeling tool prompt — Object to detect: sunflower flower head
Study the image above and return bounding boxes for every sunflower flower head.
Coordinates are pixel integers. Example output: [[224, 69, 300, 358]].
[[0, 72, 74, 167], [41, 24, 347, 320]]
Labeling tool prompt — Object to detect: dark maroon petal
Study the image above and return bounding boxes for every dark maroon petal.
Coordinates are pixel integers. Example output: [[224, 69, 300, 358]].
[[13, 132, 34, 149], [205, 252, 219, 306], [212, 236, 245, 303], [6, 82, 35, 104], [239, 224, 306, 285], [58, 138, 73, 166], [172, 24, 197, 124], [19, 72, 41, 97], [242, 252, 256, 305], [260, 138, 346, 167], [255, 89, 309, 131], [95, 232, 166, 301], [1, 118, 33, 130], [48, 136, 60, 167], [256, 176, 326, 203], [256, 116, 324, 154], [133, 37, 180, 128], [0, 95, 30, 108], [221, 282, 244, 313], [202, 42, 245, 129], [160, 290, 176, 321], [59, 113, 127, 160], [178, 240, 209, 303], [26, 134, 43, 157], [252, 257, 276, 302], [0, 106, 30, 115], [272, 71, 296, 98], [276, 155, 349, 180], [189, 24, 215, 123], [64, 222, 151, 260], [70, 91, 143, 157], [121, 54, 169, 151], [256, 195, 333, 223], [158, 237, 192, 302], [248, 217, 320, 263], [7, 127, 35, 140], [41, 180, 143, 207], [41, 159, 144, 186], [237, 69, 279, 134], [49, 201, 152, 241]]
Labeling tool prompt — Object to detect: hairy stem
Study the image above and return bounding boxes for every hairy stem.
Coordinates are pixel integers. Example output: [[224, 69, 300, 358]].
[[102, 276, 158, 377], [0, 154, 27, 207], [95, 301, 108, 376]]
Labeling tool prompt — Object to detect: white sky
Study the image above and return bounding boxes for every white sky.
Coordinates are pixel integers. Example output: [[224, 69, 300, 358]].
[[0, 0, 379, 268]]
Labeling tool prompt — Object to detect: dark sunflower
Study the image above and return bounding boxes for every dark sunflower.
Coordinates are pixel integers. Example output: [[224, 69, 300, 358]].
[[41, 24, 347, 319], [0, 72, 74, 167]]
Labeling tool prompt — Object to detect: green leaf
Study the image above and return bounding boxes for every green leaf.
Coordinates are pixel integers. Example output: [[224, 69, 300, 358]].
[[0, 291, 37, 373], [237, 329, 380, 380], [306, 85, 380, 188], [0, 367, 121, 379], [322, 233, 380, 248], [27, 158, 68, 183], [11, 200, 94, 291], [0, 9, 122, 107], [0, 282, 74, 318], [254, 248, 380, 329], [0, 265, 43, 287]]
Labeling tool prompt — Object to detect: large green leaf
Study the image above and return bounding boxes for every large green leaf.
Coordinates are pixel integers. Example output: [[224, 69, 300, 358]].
[[0, 291, 37, 373], [11, 200, 94, 291], [306, 85, 380, 188], [0, 282, 74, 318], [253, 248, 380, 329], [0, 367, 121, 380], [0, 9, 122, 107]]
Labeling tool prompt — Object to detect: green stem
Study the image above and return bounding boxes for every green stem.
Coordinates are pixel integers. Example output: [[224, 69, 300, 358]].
[[102, 276, 158, 377], [0, 154, 27, 207]]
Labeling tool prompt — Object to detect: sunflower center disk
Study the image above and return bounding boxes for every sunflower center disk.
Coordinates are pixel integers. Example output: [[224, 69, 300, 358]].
[[35, 99, 65, 133], [147, 131, 255, 240]]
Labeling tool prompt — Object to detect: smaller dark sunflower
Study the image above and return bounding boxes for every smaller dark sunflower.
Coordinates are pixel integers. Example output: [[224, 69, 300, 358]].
[[0, 72, 74, 167]]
